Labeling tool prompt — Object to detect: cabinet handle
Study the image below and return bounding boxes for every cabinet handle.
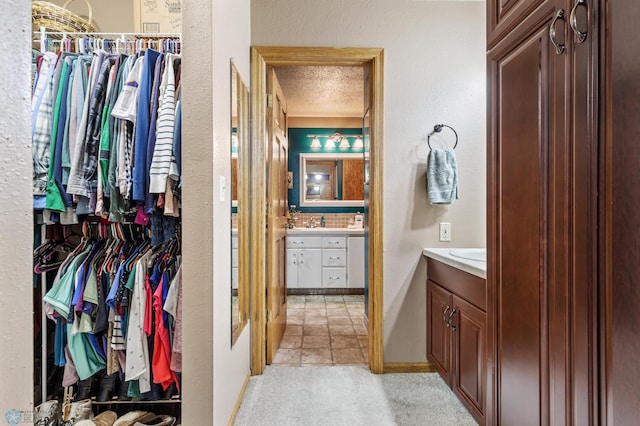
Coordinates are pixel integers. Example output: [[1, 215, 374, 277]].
[[443, 305, 450, 327], [449, 308, 457, 332], [328, 256, 341, 260], [329, 276, 340, 280], [570, 0, 588, 43], [328, 241, 340, 245], [549, 9, 566, 55]]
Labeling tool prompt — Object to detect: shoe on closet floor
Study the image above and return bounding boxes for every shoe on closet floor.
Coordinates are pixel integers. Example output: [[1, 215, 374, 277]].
[[75, 411, 117, 426], [132, 414, 176, 426], [34, 400, 60, 426], [61, 398, 93, 425], [112, 411, 156, 426]]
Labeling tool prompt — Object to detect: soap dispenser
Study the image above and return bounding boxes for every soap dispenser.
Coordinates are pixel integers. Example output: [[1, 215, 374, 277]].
[[354, 212, 363, 229], [320, 216, 326, 227]]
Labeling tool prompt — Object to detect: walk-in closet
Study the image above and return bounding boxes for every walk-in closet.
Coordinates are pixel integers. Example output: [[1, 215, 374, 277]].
[[31, 1, 183, 424]]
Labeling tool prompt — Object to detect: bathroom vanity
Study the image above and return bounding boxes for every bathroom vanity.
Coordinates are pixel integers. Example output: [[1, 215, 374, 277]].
[[423, 248, 487, 426], [287, 228, 365, 291]]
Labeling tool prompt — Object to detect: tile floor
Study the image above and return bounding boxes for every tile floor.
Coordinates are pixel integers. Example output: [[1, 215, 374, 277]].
[[272, 294, 368, 366]]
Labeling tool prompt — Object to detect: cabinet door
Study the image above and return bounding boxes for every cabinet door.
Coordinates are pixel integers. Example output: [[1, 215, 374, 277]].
[[286, 249, 299, 289], [487, 0, 547, 48], [347, 237, 365, 288], [427, 280, 452, 386], [297, 248, 322, 288], [452, 295, 486, 424], [487, 2, 567, 424]]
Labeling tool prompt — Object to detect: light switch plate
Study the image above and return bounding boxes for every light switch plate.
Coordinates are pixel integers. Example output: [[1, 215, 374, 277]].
[[439, 222, 451, 242]]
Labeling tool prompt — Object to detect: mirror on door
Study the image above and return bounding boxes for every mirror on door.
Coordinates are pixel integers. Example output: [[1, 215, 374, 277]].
[[231, 61, 250, 347]]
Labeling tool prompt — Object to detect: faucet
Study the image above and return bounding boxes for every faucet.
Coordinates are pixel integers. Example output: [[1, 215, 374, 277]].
[[307, 216, 317, 228]]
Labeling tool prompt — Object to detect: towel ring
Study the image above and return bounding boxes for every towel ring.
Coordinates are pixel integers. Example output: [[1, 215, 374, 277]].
[[427, 124, 458, 150]]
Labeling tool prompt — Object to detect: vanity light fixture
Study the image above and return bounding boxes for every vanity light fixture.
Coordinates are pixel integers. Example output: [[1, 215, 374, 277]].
[[352, 136, 364, 149], [339, 136, 350, 149], [324, 137, 336, 149], [310, 136, 322, 149], [306, 132, 364, 151]]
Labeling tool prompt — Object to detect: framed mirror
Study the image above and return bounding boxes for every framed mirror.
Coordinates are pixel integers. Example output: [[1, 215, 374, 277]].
[[299, 153, 365, 207], [231, 61, 250, 346]]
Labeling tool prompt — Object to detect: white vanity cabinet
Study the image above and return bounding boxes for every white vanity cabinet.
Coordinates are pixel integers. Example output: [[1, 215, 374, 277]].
[[286, 230, 365, 290], [286, 236, 323, 288]]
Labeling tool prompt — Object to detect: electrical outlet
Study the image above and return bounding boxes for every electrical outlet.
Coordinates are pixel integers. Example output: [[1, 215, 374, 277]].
[[439, 222, 451, 242]]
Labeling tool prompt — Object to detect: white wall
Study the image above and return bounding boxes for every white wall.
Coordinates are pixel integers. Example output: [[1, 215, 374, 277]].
[[182, 0, 253, 423], [46, 0, 134, 32], [0, 0, 34, 416], [252, 0, 487, 362]]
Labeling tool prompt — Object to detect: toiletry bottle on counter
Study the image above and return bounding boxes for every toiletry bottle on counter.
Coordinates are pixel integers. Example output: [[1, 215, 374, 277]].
[[320, 216, 326, 227], [354, 212, 363, 229]]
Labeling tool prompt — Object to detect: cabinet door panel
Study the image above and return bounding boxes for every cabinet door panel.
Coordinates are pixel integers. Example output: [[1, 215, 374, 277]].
[[487, 0, 547, 48], [347, 237, 365, 288], [427, 280, 452, 385], [286, 249, 299, 289], [487, 2, 567, 424], [297, 248, 322, 288], [453, 295, 486, 423]]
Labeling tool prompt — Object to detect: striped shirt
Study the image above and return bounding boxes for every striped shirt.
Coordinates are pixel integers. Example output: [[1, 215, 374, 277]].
[[149, 53, 180, 193]]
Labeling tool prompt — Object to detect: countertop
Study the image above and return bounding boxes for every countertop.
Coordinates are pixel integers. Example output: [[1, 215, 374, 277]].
[[287, 227, 364, 236], [422, 248, 487, 279]]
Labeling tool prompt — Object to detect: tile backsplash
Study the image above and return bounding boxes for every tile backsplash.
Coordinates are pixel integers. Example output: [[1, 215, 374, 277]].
[[232, 212, 363, 229], [291, 213, 360, 228]]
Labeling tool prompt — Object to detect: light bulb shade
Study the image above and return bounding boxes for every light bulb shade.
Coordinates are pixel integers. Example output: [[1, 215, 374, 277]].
[[310, 137, 322, 149], [338, 137, 350, 149], [324, 138, 336, 149], [352, 136, 364, 149]]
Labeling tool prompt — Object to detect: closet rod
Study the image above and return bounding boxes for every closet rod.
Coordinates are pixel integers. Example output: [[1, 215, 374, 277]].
[[37, 27, 182, 54], [36, 28, 182, 37]]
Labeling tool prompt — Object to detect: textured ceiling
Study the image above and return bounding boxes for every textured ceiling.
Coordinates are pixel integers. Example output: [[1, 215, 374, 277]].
[[274, 66, 364, 118]]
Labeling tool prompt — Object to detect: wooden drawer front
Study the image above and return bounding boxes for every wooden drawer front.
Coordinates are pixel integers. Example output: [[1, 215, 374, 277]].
[[323, 249, 346, 267], [287, 236, 322, 248], [427, 258, 487, 311], [323, 268, 347, 287], [322, 236, 346, 249]]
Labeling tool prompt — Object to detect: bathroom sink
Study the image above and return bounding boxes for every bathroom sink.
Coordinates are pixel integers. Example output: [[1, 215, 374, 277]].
[[449, 248, 486, 262]]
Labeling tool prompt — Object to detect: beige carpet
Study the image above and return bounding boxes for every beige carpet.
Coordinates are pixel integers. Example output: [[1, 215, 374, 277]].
[[233, 365, 478, 426]]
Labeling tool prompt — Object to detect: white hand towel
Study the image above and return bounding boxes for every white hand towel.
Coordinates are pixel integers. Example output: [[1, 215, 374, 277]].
[[427, 148, 458, 205]]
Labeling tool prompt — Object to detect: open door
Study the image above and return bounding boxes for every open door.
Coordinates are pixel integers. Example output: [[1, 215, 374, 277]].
[[266, 67, 289, 363]]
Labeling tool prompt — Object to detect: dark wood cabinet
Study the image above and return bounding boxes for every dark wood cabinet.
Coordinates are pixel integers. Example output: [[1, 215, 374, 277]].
[[426, 259, 486, 425], [452, 295, 485, 420], [487, 0, 546, 48], [427, 279, 452, 385], [487, 0, 600, 424]]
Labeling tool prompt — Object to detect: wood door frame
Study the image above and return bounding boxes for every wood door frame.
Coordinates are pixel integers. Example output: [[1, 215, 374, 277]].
[[250, 46, 384, 375]]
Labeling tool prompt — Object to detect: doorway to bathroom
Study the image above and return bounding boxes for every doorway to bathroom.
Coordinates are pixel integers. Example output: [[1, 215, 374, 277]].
[[249, 46, 384, 375]]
